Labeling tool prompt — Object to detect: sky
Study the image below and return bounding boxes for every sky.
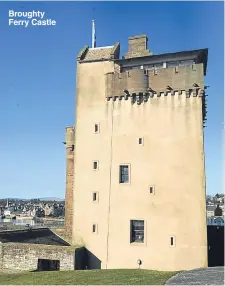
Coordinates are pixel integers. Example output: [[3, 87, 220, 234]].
[[0, 1, 223, 199]]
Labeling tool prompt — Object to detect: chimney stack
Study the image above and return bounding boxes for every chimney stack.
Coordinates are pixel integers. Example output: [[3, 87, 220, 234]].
[[125, 34, 152, 59]]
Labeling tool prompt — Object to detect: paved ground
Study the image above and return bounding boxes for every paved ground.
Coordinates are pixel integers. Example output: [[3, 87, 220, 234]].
[[166, 267, 224, 285]]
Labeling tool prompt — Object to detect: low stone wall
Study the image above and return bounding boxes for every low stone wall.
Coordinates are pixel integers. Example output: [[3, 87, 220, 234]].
[[0, 242, 78, 271]]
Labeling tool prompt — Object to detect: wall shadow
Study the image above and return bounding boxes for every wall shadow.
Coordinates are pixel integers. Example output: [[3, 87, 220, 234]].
[[75, 247, 101, 270]]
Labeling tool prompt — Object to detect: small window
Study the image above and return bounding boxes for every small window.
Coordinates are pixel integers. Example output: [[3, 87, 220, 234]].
[[92, 192, 98, 202], [167, 61, 179, 68], [144, 64, 154, 70], [154, 63, 163, 69], [93, 161, 99, 170], [149, 186, 155, 194], [94, 123, 100, 134], [170, 236, 176, 247], [179, 60, 194, 67], [138, 138, 143, 145], [130, 220, 144, 243], [119, 165, 129, 184], [92, 224, 97, 233]]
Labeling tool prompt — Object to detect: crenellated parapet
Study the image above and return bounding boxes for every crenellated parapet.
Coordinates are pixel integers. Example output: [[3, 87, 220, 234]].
[[105, 63, 207, 125], [105, 69, 149, 98], [106, 63, 204, 98]]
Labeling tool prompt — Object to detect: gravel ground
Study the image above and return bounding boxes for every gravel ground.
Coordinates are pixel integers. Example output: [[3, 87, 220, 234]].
[[166, 267, 224, 285]]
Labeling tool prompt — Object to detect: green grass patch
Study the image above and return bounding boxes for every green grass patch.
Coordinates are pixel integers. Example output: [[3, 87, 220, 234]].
[[0, 269, 177, 285]]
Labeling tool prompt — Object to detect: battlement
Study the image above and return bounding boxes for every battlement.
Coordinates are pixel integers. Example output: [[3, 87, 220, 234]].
[[106, 69, 149, 98], [105, 62, 207, 125], [106, 63, 205, 98]]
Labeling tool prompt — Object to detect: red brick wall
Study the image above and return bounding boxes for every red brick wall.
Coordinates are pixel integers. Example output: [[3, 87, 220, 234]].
[[64, 127, 75, 238]]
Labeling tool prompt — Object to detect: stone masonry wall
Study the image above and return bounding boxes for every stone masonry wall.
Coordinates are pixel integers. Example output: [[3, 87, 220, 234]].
[[1, 243, 76, 271]]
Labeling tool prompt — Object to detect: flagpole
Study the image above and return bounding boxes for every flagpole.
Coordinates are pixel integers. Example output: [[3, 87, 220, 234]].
[[92, 20, 96, 48]]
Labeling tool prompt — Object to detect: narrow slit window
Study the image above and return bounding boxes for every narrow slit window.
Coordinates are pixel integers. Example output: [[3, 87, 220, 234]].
[[149, 186, 154, 194], [94, 123, 100, 134], [138, 138, 143, 145], [93, 192, 98, 202], [92, 224, 97, 233], [170, 236, 175, 247], [93, 161, 98, 170]]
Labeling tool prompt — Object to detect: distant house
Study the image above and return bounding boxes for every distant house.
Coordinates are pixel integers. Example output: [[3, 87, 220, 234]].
[[206, 204, 224, 217], [43, 204, 52, 216], [206, 206, 215, 217]]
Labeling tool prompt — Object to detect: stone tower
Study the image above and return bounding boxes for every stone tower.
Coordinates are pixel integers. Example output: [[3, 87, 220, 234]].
[[70, 34, 208, 271], [64, 126, 75, 237]]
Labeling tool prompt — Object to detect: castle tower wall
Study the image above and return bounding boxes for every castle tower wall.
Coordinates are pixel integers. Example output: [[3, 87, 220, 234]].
[[71, 38, 208, 271]]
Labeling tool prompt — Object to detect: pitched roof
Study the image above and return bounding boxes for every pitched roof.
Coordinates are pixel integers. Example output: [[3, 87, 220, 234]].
[[84, 46, 114, 61], [0, 228, 70, 246]]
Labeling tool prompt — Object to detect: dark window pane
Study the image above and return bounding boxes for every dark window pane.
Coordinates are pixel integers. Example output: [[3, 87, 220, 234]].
[[93, 162, 98, 169], [95, 124, 98, 133], [139, 138, 142, 144], [131, 220, 144, 243], [154, 63, 163, 69], [167, 61, 179, 68], [93, 193, 97, 201], [120, 165, 129, 183], [179, 60, 194, 66]]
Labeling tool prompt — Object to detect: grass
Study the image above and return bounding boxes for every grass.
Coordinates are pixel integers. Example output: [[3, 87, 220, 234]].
[[0, 269, 178, 285]]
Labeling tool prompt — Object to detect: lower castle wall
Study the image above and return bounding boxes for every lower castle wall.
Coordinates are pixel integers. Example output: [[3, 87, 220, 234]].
[[0, 243, 76, 271]]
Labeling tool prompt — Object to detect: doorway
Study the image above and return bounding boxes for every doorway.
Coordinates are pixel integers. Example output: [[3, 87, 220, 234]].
[[37, 259, 60, 271]]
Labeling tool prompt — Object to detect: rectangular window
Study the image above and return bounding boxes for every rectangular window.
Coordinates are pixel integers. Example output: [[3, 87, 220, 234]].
[[119, 165, 129, 184], [167, 61, 179, 68], [94, 123, 100, 134], [144, 64, 154, 70], [93, 161, 98, 170], [154, 63, 163, 69], [179, 60, 194, 67], [130, 220, 144, 243]]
